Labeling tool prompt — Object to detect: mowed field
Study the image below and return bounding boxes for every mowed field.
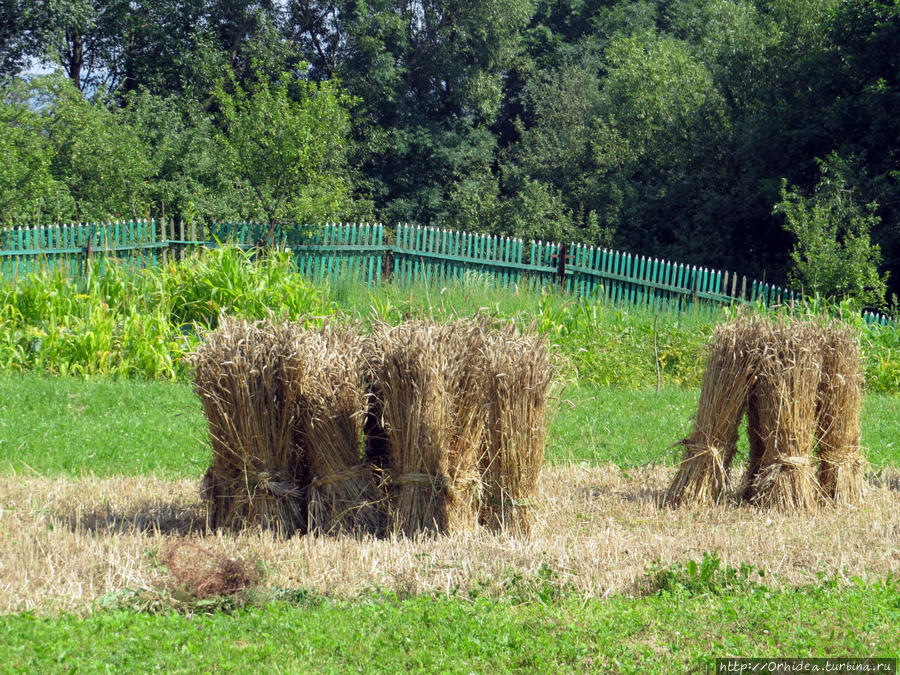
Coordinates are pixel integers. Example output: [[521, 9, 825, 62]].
[[0, 374, 898, 671]]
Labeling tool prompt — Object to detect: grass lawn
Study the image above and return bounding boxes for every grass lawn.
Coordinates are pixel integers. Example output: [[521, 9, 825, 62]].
[[2, 581, 897, 673], [0, 375, 207, 477], [0, 374, 897, 672], [0, 374, 897, 476]]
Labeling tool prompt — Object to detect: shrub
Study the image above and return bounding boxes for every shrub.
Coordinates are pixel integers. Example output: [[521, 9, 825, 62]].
[[775, 154, 889, 310]]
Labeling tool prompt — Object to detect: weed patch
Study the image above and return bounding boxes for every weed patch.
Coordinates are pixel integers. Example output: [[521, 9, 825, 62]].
[[641, 552, 766, 597], [2, 251, 898, 391]]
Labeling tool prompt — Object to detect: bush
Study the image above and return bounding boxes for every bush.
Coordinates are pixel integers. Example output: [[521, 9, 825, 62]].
[[775, 154, 889, 310]]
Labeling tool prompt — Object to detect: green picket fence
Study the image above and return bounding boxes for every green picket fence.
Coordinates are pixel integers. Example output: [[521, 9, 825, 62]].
[[0, 221, 164, 279], [0, 220, 894, 326], [390, 225, 805, 315], [392, 225, 561, 291], [206, 221, 388, 285]]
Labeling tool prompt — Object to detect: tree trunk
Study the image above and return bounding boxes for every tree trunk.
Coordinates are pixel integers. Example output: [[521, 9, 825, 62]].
[[67, 30, 84, 91]]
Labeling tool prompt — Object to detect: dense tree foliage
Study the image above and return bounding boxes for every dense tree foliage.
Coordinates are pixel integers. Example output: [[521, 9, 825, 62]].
[[1, 0, 897, 306]]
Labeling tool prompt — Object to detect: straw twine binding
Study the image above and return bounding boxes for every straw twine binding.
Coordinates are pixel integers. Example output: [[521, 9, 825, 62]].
[[307, 464, 384, 536]]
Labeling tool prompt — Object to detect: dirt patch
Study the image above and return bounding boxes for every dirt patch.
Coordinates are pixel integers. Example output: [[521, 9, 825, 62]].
[[1, 465, 898, 615]]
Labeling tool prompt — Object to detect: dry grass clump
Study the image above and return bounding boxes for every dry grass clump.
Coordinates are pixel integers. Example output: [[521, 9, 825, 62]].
[[443, 320, 494, 530], [434, 318, 558, 533], [744, 321, 824, 511], [665, 320, 757, 507], [193, 316, 556, 538], [192, 317, 306, 536], [479, 326, 555, 534], [160, 540, 259, 599], [816, 323, 866, 504], [296, 325, 384, 536], [363, 319, 555, 536]]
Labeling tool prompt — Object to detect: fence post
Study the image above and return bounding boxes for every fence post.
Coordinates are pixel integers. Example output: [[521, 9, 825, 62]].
[[556, 243, 568, 287], [382, 248, 393, 283], [160, 218, 167, 265], [692, 267, 699, 306], [84, 229, 93, 263]]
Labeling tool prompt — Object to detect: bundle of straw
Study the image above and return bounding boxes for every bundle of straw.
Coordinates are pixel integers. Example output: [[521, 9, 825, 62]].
[[363, 321, 456, 536], [192, 317, 306, 536], [665, 320, 757, 507], [815, 323, 866, 505], [295, 324, 384, 536], [442, 319, 493, 530], [745, 321, 823, 511], [479, 326, 555, 534]]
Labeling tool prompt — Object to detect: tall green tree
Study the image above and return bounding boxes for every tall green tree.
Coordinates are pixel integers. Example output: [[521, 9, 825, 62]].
[[0, 81, 71, 225], [12, 1, 286, 98], [593, 31, 729, 256], [215, 72, 360, 227], [499, 55, 605, 242], [120, 91, 244, 224], [40, 76, 154, 220], [823, 0, 900, 295], [0, 0, 42, 76], [504, 28, 729, 251], [36, 0, 132, 93], [290, 0, 533, 225]]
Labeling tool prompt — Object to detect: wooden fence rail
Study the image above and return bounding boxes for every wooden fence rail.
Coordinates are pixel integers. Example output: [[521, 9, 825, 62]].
[[0, 220, 894, 326]]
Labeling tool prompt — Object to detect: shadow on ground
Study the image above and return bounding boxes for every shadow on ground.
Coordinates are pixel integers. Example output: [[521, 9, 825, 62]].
[[58, 499, 207, 536]]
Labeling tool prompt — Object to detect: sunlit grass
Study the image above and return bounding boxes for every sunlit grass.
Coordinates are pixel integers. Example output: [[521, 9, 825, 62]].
[[1, 375, 896, 477], [1, 580, 897, 672]]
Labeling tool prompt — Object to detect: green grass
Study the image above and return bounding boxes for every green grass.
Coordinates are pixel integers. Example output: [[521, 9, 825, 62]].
[[554, 385, 900, 468], [0, 374, 208, 478], [1, 374, 897, 476], [2, 580, 897, 673], [550, 385, 696, 466]]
